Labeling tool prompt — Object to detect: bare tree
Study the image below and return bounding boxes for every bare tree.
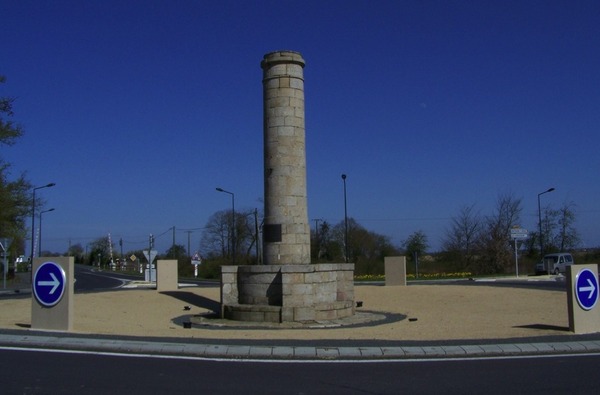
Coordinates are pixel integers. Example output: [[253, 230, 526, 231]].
[[88, 236, 113, 266], [200, 210, 230, 259], [403, 230, 429, 259], [539, 204, 558, 253], [479, 193, 522, 273], [0, 75, 32, 258], [442, 204, 483, 270], [555, 201, 580, 251], [200, 208, 259, 263], [531, 201, 580, 254]]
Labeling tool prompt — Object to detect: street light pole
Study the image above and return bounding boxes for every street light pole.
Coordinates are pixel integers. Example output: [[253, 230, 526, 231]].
[[39, 208, 55, 256], [30, 183, 56, 262], [537, 187, 555, 258], [216, 187, 235, 264], [341, 174, 348, 263]]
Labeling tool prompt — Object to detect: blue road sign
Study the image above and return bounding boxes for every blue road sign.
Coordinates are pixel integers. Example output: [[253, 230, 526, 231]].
[[33, 261, 66, 307], [575, 268, 599, 311]]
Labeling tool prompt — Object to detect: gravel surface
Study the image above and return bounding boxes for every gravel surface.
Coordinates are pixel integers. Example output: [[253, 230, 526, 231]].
[[0, 283, 570, 341]]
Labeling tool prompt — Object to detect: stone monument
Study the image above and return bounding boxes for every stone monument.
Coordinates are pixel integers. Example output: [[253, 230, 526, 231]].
[[262, 50, 311, 265], [219, 51, 355, 323]]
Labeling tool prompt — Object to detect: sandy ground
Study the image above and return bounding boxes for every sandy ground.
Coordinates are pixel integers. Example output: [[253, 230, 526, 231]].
[[0, 283, 570, 342]]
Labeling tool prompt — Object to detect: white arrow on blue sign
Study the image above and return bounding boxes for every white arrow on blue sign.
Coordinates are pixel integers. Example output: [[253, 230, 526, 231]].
[[575, 268, 599, 311], [33, 261, 66, 307]]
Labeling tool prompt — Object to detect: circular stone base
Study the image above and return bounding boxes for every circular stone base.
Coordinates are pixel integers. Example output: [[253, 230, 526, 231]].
[[189, 311, 406, 330]]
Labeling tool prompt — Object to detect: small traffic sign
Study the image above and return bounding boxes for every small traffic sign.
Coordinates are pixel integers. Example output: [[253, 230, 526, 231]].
[[575, 268, 599, 311], [33, 261, 66, 307], [191, 252, 202, 266], [143, 250, 158, 263], [510, 228, 528, 239]]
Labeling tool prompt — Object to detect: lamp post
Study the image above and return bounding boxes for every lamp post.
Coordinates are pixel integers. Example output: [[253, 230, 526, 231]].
[[341, 174, 348, 263], [216, 187, 235, 264], [1, 238, 12, 289], [30, 182, 56, 262], [38, 208, 55, 257], [537, 187, 555, 258]]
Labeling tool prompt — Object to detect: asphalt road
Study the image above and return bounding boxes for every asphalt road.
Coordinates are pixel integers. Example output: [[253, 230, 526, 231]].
[[74, 265, 128, 292], [73, 264, 218, 292], [77, 263, 568, 293], [2, 348, 599, 394]]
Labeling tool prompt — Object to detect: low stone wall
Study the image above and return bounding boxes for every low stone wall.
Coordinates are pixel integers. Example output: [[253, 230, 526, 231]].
[[221, 263, 355, 323]]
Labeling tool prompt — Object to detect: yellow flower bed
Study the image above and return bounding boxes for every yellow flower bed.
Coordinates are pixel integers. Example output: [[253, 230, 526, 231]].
[[354, 272, 472, 281]]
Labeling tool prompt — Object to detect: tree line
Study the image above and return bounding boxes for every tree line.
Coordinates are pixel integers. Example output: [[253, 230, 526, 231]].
[[0, 75, 34, 261], [442, 194, 580, 274]]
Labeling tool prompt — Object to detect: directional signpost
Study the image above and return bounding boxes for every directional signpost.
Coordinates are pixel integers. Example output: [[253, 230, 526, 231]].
[[191, 252, 202, 278], [1, 238, 11, 289], [510, 228, 528, 239], [567, 264, 600, 334], [31, 257, 74, 331], [510, 228, 528, 277], [33, 262, 66, 307], [575, 268, 599, 311], [143, 249, 158, 282]]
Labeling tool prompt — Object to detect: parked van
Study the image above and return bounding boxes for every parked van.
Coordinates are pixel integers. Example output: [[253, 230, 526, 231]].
[[535, 253, 574, 275]]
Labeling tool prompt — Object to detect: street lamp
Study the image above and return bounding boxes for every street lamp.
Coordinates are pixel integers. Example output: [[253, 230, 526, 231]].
[[537, 187, 555, 258], [216, 187, 235, 264], [30, 182, 56, 262], [1, 238, 12, 289], [341, 174, 348, 263], [38, 208, 55, 256]]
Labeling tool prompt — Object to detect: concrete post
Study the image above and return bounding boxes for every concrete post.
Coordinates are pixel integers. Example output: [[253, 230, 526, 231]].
[[156, 259, 178, 292], [31, 256, 74, 331], [384, 256, 407, 286], [261, 51, 310, 265]]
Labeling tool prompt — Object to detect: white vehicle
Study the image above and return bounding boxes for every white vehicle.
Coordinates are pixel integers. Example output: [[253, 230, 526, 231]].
[[535, 253, 574, 275]]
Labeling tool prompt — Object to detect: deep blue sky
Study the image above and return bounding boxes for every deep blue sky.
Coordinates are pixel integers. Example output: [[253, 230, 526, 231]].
[[2, 0, 599, 255]]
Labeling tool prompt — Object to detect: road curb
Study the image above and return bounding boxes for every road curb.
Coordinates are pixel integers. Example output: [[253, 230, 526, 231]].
[[2, 333, 600, 361]]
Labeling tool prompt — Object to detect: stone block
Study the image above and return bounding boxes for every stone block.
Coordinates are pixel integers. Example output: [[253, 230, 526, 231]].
[[221, 273, 236, 284], [315, 309, 338, 321], [289, 97, 303, 108], [305, 271, 332, 283], [269, 64, 287, 75], [281, 307, 294, 322], [266, 96, 290, 109], [282, 272, 305, 284], [314, 282, 336, 297], [277, 87, 295, 98], [277, 126, 295, 136], [289, 78, 303, 89], [238, 272, 279, 285], [279, 77, 290, 88], [264, 79, 279, 89], [294, 307, 316, 321], [284, 116, 303, 128], [337, 290, 354, 302], [264, 310, 282, 322], [287, 283, 314, 296]]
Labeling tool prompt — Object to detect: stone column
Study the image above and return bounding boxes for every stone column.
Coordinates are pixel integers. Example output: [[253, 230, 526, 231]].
[[261, 51, 310, 265]]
